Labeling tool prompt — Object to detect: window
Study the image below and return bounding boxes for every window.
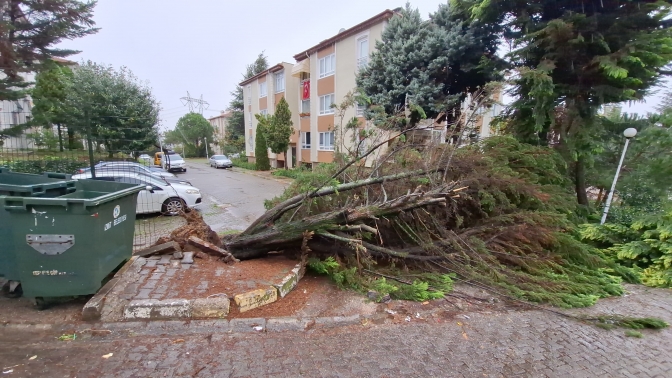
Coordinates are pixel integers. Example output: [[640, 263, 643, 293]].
[[357, 36, 369, 70], [491, 104, 499, 117], [275, 71, 285, 93], [248, 135, 254, 149], [319, 131, 334, 151], [301, 99, 311, 114], [356, 102, 366, 117], [301, 132, 311, 149], [319, 54, 336, 78], [319, 94, 335, 115], [260, 109, 268, 116], [247, 85, 251, 105], [259, 82, 267, 98], [248, 112, 252, 128]]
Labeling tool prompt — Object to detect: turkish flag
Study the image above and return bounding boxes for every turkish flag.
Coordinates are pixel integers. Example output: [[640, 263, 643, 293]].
[[302, 81, 310, 100]]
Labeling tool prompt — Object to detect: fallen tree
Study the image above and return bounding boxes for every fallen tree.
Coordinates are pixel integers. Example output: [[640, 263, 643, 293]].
[[216, 131, 636, 308]]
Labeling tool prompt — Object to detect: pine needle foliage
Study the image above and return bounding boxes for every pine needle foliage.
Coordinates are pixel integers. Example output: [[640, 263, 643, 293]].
[[269, 135, 634, 308]]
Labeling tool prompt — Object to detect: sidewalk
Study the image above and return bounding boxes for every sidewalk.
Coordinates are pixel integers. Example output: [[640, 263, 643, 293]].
[[1, 284, 670, 377]]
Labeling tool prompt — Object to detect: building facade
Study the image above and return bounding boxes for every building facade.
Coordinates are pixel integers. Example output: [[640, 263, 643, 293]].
[[241, 62, 299, 168], [208, 111, 232, 154], [240, 9, 502, 167]]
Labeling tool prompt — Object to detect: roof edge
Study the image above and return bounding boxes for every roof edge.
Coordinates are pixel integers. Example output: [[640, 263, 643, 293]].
[[293, 9, 396, 62], [239, 62, 292, 86]]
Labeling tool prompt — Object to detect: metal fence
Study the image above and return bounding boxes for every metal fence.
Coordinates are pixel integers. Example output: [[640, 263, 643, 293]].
[[0, 109, 181, 252]]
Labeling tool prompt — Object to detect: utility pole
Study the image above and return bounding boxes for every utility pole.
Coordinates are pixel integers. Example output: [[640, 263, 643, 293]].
[[85, 109, 96, 179], [204, 137, 209, 159], [600, 127, 638, 225], [180, 91, 209, 115]]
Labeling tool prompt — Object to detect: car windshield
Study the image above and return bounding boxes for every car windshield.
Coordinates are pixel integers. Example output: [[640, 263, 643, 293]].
[[214, 155, 228, 160], [168, 154, 183, 160]]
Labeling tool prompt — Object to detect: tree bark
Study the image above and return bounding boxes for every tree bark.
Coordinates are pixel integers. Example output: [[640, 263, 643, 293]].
[[575, 153, 589, 206], [57, 124, 63, 152], [67, 128, 75, 150]]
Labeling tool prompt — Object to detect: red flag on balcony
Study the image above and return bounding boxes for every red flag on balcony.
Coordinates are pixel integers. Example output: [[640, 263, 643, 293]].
[[302, 81, 310, 100]]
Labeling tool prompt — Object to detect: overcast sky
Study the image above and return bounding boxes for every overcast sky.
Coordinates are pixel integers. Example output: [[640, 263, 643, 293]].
[[57, 0, 666, 132]]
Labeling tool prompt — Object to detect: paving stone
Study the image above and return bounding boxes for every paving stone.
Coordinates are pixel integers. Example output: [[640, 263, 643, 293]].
[[170, 260, 181, 269], [314, 315, 361, 328], [123, 299, 191, 320], [146, 255, 161, 260], [229, 318, 266, 332], [182, 252, 194, 264], [142, 280, 158, 290], [188, 319, 230, 333], [157, 255, 171, 265], [149, 272, 164, 280], [165, 268, 178, 277], [266, 318, 312, 332], [215, 268, 225, 277], [197, 281, 208, 290], [173, 251, 184, 259], [191, 296, 230, 318], [136, 288, 152, 299], [233, 287, 278, 313], [181, 264, 192, 270], [144, 259, 158, 268], [154, 265, 166, 273]]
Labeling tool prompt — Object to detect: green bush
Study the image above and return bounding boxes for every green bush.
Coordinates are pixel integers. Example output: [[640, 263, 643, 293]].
[[271, 166, 310, 179], [231, 157, 256, 170], [580, 207, 672, 288], [0, 158, 89, 174], [306, 257, 454, 301]]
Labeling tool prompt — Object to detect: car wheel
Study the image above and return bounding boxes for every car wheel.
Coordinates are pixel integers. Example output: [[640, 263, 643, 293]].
[[183, 169, 187, 172], [161, 197, 185, 216]]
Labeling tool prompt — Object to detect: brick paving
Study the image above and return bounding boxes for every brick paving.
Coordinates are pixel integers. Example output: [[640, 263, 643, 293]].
[[2, 285, 671, 377]]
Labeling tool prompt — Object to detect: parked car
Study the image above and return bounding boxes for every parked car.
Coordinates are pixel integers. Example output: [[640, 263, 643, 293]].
[[209, 155, 233, 169], [71, 171, 201, 215], [75, 168, 192, 186], [163, 154, 187, 172], [76, 162, 185, 182]]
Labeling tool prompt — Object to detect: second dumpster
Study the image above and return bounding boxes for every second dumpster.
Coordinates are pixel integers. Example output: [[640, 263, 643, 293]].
[[0, 178, 143, 300]]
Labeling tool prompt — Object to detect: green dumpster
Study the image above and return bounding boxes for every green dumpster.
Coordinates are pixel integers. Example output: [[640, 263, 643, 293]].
[[0, 179, 143, 299], [0, 169, 77, 283]]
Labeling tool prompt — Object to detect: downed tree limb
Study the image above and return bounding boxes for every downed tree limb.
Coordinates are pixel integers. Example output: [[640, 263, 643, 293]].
[[241, 169, 433, 236], [187, 236, 238, 264]]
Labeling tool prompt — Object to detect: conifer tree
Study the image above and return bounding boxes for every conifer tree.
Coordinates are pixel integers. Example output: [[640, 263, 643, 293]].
[[265, 97, 294, 169], [0, 0, 98, 101], [254, 115, 271, 171]]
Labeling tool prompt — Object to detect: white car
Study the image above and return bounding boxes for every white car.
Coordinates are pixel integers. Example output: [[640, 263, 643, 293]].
[[209, 155, 233, 169], [163, 154, 187, 172], [72, 172, 201, 215]]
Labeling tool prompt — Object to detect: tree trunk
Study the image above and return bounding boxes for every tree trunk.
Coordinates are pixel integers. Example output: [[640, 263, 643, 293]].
[[67, 128, 75, 150], [284, 152, 289, 170], [575, 154, 589, 206], [594, 188, 604, 208], [57, 124, 63, 152]]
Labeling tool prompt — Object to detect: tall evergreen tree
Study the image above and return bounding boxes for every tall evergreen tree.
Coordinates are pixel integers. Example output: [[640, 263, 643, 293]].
[[254, 115, 271, 171], [31, 63, 75, 151], [264, 97, 294, 169], [225, 53, 269, 152], [356, 3, 503, 126], [0, 0, 98, 101], [454, 0, 672, 206]]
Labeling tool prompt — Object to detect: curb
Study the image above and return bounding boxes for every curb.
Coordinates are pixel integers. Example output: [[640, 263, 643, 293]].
[[1, 314, 367, 337], [120, 262, 304, 321]]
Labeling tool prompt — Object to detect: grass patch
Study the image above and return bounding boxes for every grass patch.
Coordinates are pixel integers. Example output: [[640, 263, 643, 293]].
[[217, 229, 241, 237], [231, 158, 256, 170]]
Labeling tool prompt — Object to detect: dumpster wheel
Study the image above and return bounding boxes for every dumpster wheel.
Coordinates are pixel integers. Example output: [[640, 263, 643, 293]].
[[1, 281, 22, 299], [33, 297, 48, 310]]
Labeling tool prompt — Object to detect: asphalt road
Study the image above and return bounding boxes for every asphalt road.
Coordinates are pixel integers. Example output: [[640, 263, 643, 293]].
[[133, 162, 290, 249]]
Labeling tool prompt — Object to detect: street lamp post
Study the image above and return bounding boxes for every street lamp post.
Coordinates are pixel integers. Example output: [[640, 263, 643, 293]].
[[600, 127, 637, 225]]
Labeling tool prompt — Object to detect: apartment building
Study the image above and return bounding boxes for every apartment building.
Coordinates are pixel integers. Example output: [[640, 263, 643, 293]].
[[241, 62, 299, 168], [241, 9, 501, 167], [207, 111, 231, 154]]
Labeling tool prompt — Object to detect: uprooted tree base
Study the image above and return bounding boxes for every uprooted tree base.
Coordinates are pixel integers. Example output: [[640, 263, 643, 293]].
[[158, 136, 642, 310]]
